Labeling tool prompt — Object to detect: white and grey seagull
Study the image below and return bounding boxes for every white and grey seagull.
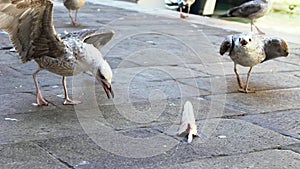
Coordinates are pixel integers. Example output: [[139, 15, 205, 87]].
[[221, 0, 272, 34], [220, 32, 289, 93], [0, 0, 114, 106]]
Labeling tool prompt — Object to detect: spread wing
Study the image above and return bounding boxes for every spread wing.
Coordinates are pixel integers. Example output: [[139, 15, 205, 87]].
[[219, 35, 233, 55], [229, 1, 262, 18], [263, 37, 289, 62], [60, 29, 114, 49], [0, 0, 65, 63]]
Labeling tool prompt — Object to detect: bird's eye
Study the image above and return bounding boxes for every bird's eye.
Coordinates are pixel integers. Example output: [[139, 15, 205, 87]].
[[239, 38, 241, 41], [100, 74, 105, 80], [97, 70, 106, 79], [249, 38, 252, 42]]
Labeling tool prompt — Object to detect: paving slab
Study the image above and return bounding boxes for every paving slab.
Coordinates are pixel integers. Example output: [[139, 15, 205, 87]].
[[207, 88, 300, 114], [178, 71, 300, 94], [241, 109, 300, 139], [30, 118, 299, 168], [190, 119, 299, 156], [0, 32, 13, 49], [71, 71, 209, 106], [0, 50, 20, 65], [0, 109, 84, 144], [0, 93, 56, 115], [166, 149, 300, 169], [33, 134, 200, 169], [104, 30, 213, 66], [0, 142, 68, 169]]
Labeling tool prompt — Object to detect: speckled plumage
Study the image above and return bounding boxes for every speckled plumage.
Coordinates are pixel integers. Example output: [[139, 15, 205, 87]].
[[223, 33, 266, 67], [220, 32, 289, 93], [0, 0, 114, 105]]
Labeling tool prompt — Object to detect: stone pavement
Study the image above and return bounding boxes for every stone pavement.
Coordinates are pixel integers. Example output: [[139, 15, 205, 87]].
[[0, 0, 299, 168]]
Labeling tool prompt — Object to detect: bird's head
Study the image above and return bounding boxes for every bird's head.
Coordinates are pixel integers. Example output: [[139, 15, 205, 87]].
[[237, 33, 263, 51], [95, 60, 114, 99], [238, 34, 252, 47]]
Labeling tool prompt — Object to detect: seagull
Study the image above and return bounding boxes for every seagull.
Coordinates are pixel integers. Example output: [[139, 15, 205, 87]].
[[220, 32, 289, 93], [221, 0, 272, 34], [0, 0, 114, 106], [63, 0, 86, 25], [177, 101, 200, 143]]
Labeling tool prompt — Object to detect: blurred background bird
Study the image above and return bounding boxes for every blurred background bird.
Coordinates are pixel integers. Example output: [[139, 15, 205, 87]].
[[220, 32, 289, 93], [64, 0, 86, 26], [220, 0, 272, 34]]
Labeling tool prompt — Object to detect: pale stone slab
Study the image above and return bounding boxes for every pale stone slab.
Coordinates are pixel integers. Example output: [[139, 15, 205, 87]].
[[166, 150, 300, 169], [190, 119, 300, 156], [206, 88, 300, 114], [241, 109, 300, 139], [31, 118, 299, 168], [0, 142, 68, 169], [0, 110, 85, 144]]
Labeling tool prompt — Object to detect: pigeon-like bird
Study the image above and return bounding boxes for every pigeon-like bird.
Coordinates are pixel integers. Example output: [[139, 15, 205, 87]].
[[221, 0, 272, 34], [63, 0, 86, 25], [220, 32, 289, 93], [0, 0, 114, 106], [177, 101, 200, 143]]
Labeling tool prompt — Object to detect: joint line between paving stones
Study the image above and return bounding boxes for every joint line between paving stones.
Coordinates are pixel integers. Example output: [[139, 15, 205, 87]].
[[34, 143, 75, 169], [211, 145, 283, 158], [7, 65, 23, 73], [282, 143, 300, 154]]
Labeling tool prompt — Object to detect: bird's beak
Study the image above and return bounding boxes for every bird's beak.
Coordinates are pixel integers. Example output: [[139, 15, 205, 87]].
[[101, 80, 114, 99], [240, 39, 248, 46]]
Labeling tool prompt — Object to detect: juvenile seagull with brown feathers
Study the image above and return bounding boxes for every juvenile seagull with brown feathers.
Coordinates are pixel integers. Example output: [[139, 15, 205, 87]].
[[63, 0, 86, 26], [220, 32, 289, 93], [0, 0, 114, 106], [221, 0, 272, 34]]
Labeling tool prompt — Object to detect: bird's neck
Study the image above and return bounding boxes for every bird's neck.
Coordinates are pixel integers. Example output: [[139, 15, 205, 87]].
[[79, 43, 105, 72]]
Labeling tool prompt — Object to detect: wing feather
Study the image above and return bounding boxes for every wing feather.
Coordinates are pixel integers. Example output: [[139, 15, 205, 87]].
[[229, 2, 262, 18], [219, 35, 233, 55], [0, 0, 65, 63], [263, 38, 289, 62], [61, 29, 114, 49], [83, 30, 114, 49]]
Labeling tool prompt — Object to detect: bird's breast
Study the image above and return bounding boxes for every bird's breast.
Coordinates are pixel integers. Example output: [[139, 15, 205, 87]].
[[230, 45, 265, 67]]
